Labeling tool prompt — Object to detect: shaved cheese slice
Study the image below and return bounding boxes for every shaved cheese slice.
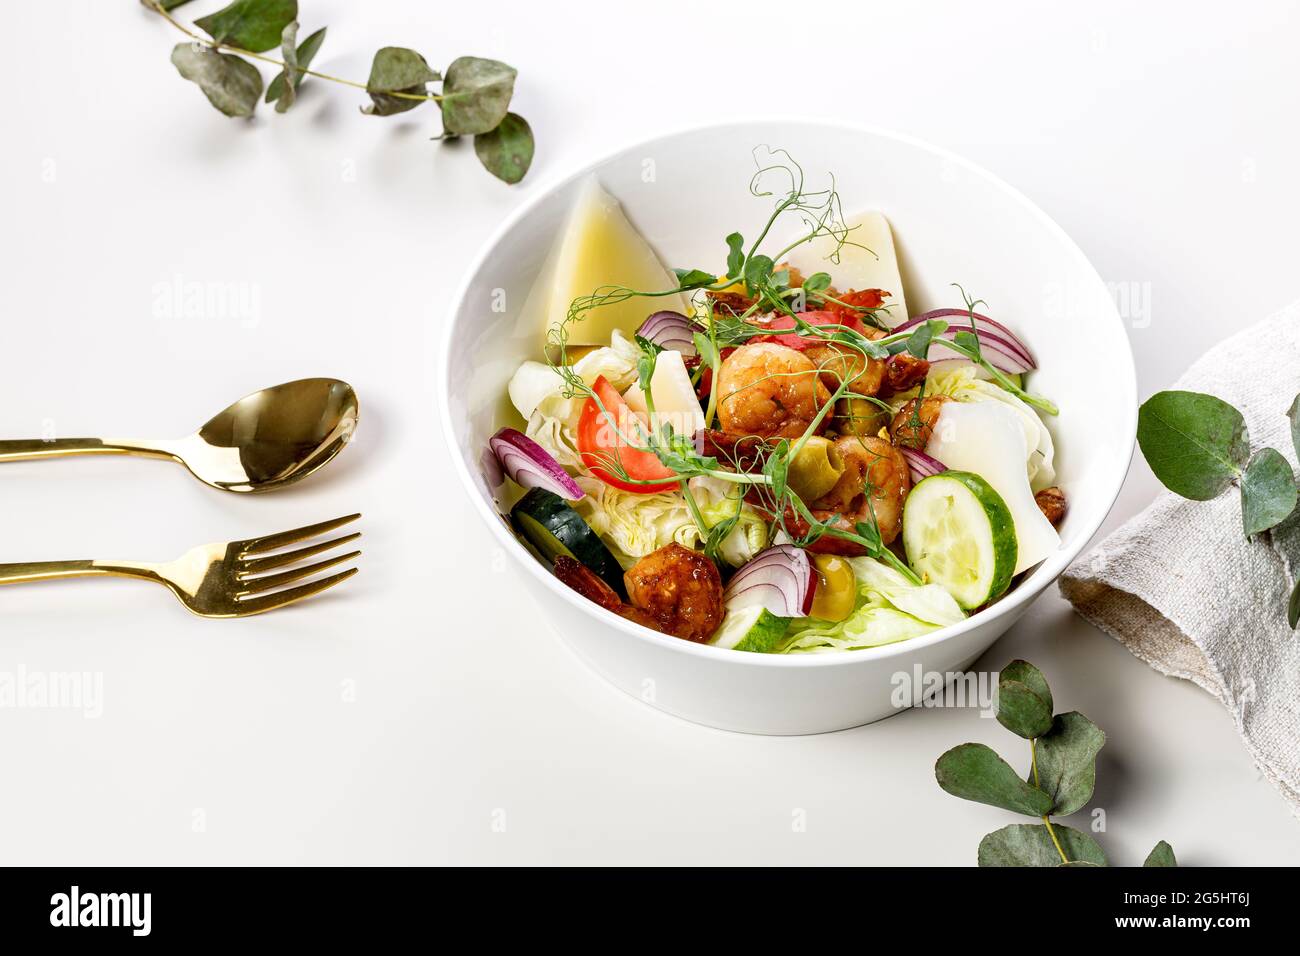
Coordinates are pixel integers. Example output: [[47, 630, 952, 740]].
[[623, 350, 706, 438], [924, 401, 1060, 574], [786, 211, 910, 327]]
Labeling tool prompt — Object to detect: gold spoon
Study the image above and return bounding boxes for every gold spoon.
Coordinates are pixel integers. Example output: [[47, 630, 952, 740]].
[[0, 378, 359, 493]]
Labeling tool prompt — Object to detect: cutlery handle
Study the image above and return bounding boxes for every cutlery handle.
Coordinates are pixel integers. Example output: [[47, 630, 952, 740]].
[[0, 438, 166, 463], [0, 560, 160, 586]]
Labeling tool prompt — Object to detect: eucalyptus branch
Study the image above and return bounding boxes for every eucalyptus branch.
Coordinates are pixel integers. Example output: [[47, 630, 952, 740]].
[[147, 1, 429, 97], [937, 660, 1177, 867], [1138, 388, 1300, 624], [142, 0, 534, 183]]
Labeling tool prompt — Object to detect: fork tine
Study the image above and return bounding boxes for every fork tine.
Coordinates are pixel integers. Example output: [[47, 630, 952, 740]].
[[241, 514, 361, 556], [238, 551, 361, 595], [236, 567, 359, 615], [240, 532, 361, 574]]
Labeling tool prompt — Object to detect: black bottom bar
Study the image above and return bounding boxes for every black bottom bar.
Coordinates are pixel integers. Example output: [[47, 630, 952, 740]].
[[0, 865, 1277, 941]]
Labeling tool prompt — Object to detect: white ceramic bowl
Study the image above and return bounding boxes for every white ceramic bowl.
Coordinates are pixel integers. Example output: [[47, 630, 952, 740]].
[[442, 120, 1135, 735]]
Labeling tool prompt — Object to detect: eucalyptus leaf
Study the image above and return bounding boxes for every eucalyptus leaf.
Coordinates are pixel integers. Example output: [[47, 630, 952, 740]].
[[1000, 660, 1052, 713], [1289, 577, 1300, 630], [440, 57, 517, 135], [935, 743, 1053, 817], [142, 0, 195, 10], [1143, 840, 1178, 867], [1030, 712, 1105, 815], [472, 113, 534, 184], [195, 0, 298, 54], [1137, 390, 1249, 500], [363, 47, 438, 116], [1241, 446, 1298, 536], [997, 680, 1053, 739], [977, 823, 1108, 867], [271, 22, 299, 112], [170, 43, 263, 118], [266, 24, 326, 109], [1289, 393, 1300, 464]]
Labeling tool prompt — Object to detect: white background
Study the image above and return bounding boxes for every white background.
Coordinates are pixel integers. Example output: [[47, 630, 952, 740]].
[[2, 0, 1298, 865]]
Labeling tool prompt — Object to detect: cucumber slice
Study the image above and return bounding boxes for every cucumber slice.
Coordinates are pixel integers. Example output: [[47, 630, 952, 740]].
[[902, 471, 1017, 609], [510, 487, 625, 597], [710, 605, 790, 653]]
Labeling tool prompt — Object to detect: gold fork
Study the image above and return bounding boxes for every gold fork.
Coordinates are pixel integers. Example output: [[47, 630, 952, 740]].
[[0, 514, 361, 618]]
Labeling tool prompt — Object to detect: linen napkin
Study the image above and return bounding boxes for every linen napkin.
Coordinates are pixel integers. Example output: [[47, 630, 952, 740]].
[[1059, 299, 1300, 815]]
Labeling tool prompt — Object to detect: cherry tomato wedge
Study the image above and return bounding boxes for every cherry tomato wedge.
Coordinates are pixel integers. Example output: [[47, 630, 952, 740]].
[[577, 376, 679, 493]]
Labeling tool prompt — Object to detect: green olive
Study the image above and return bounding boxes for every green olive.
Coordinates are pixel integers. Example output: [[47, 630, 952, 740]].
[[787, 436, 845, 502], [836, 397, 889, 437], [810, 553, 857, 622]]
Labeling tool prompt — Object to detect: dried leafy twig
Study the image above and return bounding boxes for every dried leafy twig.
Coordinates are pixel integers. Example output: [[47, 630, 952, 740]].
[[142, 0, 534, 183]]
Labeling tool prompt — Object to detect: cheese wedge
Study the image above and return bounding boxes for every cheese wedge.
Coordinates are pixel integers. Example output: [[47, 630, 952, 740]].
[[523, 176, 690, 347], [786, 211, 909, 327]]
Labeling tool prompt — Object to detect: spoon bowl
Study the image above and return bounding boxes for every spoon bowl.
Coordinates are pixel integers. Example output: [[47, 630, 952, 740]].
[[0, 378, 359, 493], [187, 379, 360, 492]]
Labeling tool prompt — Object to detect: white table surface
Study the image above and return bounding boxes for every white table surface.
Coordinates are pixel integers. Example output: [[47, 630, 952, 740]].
[[3, 0, 1298, 866]]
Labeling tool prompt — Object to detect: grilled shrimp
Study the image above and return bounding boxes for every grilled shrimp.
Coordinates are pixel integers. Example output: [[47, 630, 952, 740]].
[[623, 543, 725, 642], [716, 342, 831, 439], [802, 341, 885, 397], [811, 435, 911, 546], [760, 435, 911, 555], [890, 395, 950, 450]]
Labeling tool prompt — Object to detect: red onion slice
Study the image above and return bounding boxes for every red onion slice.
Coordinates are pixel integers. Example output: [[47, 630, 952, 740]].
[[480, 446, 505, 489], [898, 309, 1036, 368], [927, 329, 1033, 374], [489, 428, 585, 501], [900, 447, 947, 485], [636, 311, 699, 356], [724, 544, 816, 617]]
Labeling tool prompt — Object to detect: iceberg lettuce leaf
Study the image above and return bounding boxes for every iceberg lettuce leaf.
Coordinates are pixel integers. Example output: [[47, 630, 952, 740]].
[[574, 475, 767, 569], [783, 556, 965, 652]]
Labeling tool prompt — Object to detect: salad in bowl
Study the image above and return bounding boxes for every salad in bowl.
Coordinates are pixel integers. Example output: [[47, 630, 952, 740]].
[[486, 151, 1065, 657]]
